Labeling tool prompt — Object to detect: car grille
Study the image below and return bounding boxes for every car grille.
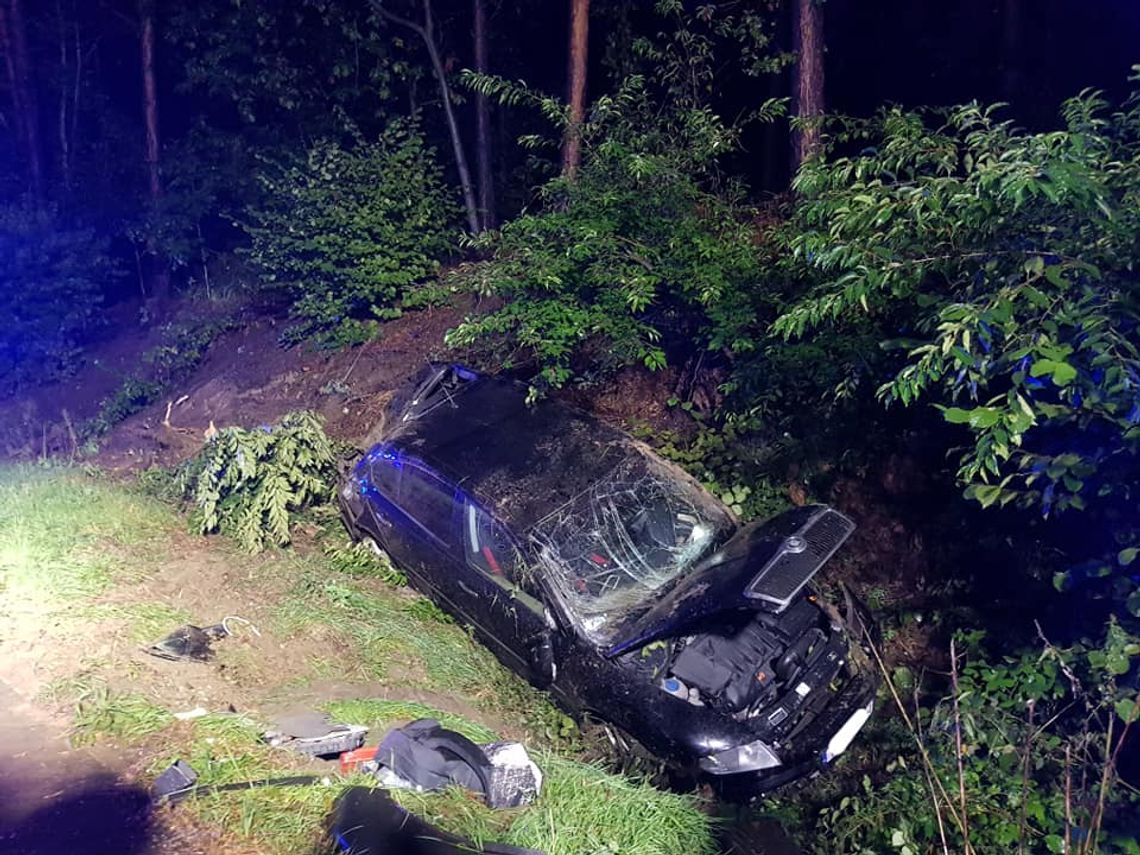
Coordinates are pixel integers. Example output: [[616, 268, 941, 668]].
[[746, 508, 854, 611]]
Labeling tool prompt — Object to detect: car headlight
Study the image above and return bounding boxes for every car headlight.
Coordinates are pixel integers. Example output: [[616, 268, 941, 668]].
[[698, 740, 782, 775]]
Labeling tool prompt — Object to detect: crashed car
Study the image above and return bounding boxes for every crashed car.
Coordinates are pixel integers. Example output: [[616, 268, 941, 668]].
[[338, 364, 879, 795]]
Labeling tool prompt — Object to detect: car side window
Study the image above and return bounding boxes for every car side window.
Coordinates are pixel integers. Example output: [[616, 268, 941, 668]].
[[401, 463, 457, 545], [366, 446, 402, 497], [463, 501, 520, 581]]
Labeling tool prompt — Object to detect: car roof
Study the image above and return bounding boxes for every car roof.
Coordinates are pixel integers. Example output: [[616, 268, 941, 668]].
[[382, 367, 642, 533]]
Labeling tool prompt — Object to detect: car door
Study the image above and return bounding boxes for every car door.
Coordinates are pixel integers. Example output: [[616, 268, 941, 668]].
[[359, 447, 459, 600], [386, 459, 468, 609], [452, 497, 553, 681]]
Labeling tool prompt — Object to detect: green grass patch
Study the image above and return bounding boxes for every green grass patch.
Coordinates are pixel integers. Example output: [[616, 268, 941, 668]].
[[276, 571, 559, 733], [152, 702, 715, 855], [325, 698, 498, 743], [0, 465, 176, 600], [66, 679, 173, 745]]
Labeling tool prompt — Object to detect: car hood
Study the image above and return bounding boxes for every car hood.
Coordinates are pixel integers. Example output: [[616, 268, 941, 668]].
[[605, 505, 855, 658]]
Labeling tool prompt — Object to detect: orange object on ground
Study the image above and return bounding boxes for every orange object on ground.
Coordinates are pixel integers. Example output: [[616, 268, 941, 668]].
[[339, 745, 378, 774]]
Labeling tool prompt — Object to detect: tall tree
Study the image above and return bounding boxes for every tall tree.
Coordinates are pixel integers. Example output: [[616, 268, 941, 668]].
[[791, 0, 824, 168], [138, 0, 169, 300], [372, 0, 480, 234], [561, 0, 588, 178], [473, 0, 494, 229], [0, 0, 42, 199]]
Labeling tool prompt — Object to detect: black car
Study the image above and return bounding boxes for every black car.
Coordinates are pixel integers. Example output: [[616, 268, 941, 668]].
[[338, 364, 879, 795]]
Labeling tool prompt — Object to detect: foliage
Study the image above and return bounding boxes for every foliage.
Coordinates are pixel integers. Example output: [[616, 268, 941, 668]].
[[771, 78, 1140, 612], [448, 3, 787, 393], [638, 414, 793, 521], [793, 623, 1140, 855], [245, 119, 458, 347], [168, 0, 411, 136], [0, 204, 111, 393], [178, 411, 339, 551], [324, 700, 716, 855]]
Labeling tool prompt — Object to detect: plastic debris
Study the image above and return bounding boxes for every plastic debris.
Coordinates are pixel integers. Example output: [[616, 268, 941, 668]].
[[328, 786, 544, 855], [151, 759, 199, 803], [483, 741, 543, 809], [173, 706, 209, 721], [145, 624, 226, 662], [364, 719, 543, 808], [264, 710, 368, 757]]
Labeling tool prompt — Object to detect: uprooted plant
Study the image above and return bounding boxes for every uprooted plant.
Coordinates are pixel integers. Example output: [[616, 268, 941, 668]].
[[176, 411, 340, 551]]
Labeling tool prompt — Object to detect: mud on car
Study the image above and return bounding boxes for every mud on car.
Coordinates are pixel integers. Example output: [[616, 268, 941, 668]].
[[338, 364, 879, 796]]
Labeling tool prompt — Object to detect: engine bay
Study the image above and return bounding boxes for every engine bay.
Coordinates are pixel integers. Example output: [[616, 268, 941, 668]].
[[661, 595, 849, 737]]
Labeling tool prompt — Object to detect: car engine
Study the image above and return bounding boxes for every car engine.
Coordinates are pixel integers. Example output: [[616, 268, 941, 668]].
[[665, 596, 848, 733]]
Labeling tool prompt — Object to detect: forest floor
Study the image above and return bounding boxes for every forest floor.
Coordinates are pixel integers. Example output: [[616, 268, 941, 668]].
[[0, 298, 939, 854]]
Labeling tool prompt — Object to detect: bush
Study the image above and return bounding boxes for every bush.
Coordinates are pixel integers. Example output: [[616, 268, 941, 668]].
[[245, 119, 458, 347], [0, 204, 111, 392], [446, 90, 769, 391], [772, 79, 1140, 614], [178, 411, 339, 551], [785, 622, 1140, 855]]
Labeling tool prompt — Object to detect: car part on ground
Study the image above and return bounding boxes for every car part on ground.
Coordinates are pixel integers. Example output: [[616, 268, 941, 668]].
[[339, 364, 881, 796], [144, 615, 260, 663]]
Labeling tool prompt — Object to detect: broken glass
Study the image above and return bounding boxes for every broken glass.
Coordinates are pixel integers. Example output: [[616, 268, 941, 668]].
[[530, 452, 734, 644]]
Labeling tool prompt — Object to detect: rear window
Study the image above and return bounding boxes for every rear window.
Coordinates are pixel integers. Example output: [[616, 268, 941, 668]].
[[402, 365, 480, 421]]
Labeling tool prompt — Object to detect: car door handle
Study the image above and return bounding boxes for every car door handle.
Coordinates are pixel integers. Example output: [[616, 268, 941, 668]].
[[372, 511, 393, 528], [457, 581, 479, 597]]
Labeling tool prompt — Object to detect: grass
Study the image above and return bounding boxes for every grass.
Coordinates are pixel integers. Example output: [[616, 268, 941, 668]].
[[325, 698, 499, 743], [53, 677, 175, 745], [0, 465, 175, 600], [276, 566, 568, 741], [0, 465, 717, 854], [148, 701, 716, 855]]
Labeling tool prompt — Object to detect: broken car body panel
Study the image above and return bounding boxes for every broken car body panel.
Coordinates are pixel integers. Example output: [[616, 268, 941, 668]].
[[338, 364, 879, 795]]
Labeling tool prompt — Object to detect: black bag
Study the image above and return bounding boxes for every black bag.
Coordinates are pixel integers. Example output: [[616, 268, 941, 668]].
[[327, 787, 542, 855], [375, 719, 493, 797]]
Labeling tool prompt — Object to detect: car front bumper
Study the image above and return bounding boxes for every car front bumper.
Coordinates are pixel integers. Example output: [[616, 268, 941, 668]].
[[708, 660, 880, 799]]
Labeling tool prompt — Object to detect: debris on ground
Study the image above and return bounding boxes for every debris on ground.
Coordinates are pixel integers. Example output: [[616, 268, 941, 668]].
[[151, 759, 199, 803], [145, 623, 226, 662], [368, 718, 542, 809], [144, 615, 260, 663], [264, 710, 368, 757]]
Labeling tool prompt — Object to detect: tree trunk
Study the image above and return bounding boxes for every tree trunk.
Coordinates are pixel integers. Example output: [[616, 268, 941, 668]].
[[139, 0, 169, 301], [561, 0, 589, 179], [372, 0, 481, 235], [2, 0, 42, 200], [791, 0, 824, 170], [56, 0, 71, 190], [473, 0, 494, 229]]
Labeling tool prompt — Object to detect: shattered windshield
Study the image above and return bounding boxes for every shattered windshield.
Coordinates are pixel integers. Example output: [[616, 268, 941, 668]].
[[529, 453, 734, 644]]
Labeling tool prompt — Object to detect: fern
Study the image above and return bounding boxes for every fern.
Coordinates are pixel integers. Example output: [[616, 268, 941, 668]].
[[180, 411, 339, 551]]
